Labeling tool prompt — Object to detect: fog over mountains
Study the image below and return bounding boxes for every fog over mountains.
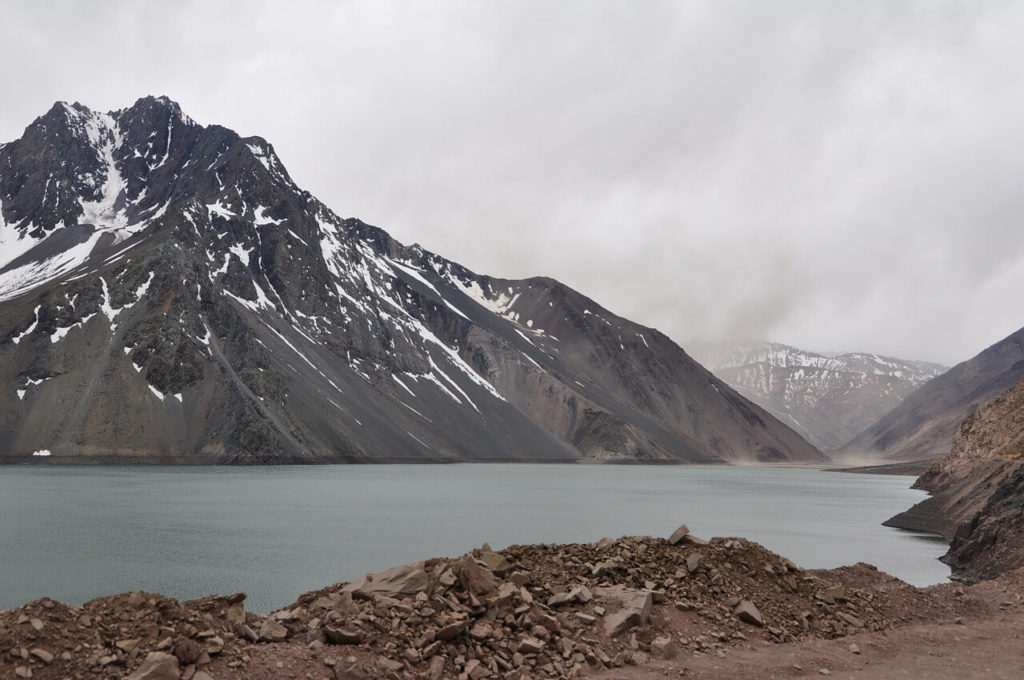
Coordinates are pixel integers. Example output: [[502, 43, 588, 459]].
[[692, 341, 947, 451], [0, 97, 823, 465]]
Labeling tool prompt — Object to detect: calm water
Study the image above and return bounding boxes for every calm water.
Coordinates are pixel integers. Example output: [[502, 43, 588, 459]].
[[0, 464, 948, 612]]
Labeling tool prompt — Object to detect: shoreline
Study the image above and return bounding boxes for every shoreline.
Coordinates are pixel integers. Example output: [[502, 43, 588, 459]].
[[0, 457, 915, 473]]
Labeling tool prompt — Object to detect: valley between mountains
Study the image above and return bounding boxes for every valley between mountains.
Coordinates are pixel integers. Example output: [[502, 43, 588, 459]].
[[5, 96, 1024, 679]]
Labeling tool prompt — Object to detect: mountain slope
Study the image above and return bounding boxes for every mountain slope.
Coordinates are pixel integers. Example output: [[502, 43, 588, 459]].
[[0, 97, 823, 464], [690, 341, 946, 450], [838, 327, 1024, 461], [885, 375, 1024, 581]]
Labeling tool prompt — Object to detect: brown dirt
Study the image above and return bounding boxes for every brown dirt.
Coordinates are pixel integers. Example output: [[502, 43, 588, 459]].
[[589, 568, 1024, 680], [2, 535, 1022, 679]]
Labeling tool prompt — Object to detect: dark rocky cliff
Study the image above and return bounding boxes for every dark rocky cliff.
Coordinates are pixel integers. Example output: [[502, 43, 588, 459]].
[[0, 97, 824, 464], [886, 375, 1024, 581]]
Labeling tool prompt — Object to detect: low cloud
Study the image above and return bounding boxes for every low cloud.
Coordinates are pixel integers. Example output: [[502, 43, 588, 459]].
[[2, 0, 1022, 364]]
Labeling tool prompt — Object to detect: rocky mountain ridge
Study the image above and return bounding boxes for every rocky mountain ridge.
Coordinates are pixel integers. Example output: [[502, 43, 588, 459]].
[[690, 341, 946, 450], [838, 326, 1024, 461], [0, 96, 823, 465]]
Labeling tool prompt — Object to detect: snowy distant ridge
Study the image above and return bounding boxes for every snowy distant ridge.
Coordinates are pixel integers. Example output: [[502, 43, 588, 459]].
[[691, 341, 948, 450]]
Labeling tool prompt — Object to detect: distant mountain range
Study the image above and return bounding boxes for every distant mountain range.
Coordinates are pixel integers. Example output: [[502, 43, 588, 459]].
[[690, 341, 947, 451], [0, 96, 823, 464], [837, 326, 1024, 461]]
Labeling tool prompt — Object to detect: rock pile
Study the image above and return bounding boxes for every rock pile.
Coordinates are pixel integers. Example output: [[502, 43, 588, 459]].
[[0, 529, 893, 679], [0, 590, 252, 680]]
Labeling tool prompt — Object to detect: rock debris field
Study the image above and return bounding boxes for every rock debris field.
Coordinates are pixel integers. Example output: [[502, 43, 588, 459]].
[[2, 526, 1022, 679]]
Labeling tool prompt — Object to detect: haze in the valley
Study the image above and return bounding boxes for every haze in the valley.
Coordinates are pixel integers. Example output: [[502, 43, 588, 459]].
[[2, 1, 1023, 365]]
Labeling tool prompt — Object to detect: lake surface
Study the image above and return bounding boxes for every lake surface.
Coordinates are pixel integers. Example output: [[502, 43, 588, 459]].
[[0, 464, 949, 612]]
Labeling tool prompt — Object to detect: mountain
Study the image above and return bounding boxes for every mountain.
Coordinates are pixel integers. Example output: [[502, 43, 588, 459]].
[[0, 97, 824, 464], [837, 327, 1024, 461], [885, 374, 1024, 581], [689, 341, 946, 450]]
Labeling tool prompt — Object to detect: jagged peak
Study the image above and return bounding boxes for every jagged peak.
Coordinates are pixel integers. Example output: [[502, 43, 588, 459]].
[[30, 101, 95, 133], [118, 95, 199, 131], [125, 95, 181, 116], [30, 97, 199, 144]]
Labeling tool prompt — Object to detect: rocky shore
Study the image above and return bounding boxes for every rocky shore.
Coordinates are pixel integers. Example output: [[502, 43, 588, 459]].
[[885, 375, 1024, 582], [4, 528, 1022, 680]]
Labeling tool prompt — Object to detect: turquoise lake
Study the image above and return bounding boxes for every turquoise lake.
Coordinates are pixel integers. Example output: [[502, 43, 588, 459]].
[[0, 464, 949, 612]]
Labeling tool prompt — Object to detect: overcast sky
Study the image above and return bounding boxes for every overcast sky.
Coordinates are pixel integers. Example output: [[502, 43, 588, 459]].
[[2, 0, 1022, 365]]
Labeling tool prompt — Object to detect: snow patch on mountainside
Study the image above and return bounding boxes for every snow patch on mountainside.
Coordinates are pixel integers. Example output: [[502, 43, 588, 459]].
[[0, 230, 107, 302], [449, 278, 520, 317], [0, 197, 47, 270]]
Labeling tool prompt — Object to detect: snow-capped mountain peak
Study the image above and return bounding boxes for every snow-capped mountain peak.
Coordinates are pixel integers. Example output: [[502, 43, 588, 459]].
[[0, 98, 823, 465]]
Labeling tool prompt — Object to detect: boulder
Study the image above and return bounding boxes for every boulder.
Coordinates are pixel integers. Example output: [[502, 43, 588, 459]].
[[817, 586, 847, 604], [547, 591, 573, 607], [334, 658, 370, 680], [478, 550, 512, 575], [204, 635, 224, 654], [734, 599, 764, 626], [455, 555, 496, 596], [508, 571, 531, 587], [596, 586, 652, 637], [650, 637, 678, 659], [592, 559, 623, 578], [173, 638, 203, 665], [117, 639, 142, 653], [569, 585, 593, 603], [343, 563, 429, 598], [435, 620, 468, 641], [324, 625, 364, 645], [29, 648, 53, 664], [526, 607, 561, 633], [668, 524, 690, 545], [518, 637, 545, 654], [469, 622, 492, 639], [438, 568, 458, 587], [332, 593, 361, 616], [377, 656, 405, 672], [838, 612, 864, 628], [604, 609, 642, 637], [124, 652, 181, 680], [465, 659, 490, 679], [259, 618, 289, 642], [226, 601, 246, 625]]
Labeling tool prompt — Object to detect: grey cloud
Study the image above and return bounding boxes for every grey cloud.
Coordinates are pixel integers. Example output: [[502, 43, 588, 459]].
[[2, 0, 1023, 364]]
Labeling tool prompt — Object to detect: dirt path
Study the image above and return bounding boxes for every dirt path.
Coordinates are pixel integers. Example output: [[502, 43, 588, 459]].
[[590, 571, 1024, 680]]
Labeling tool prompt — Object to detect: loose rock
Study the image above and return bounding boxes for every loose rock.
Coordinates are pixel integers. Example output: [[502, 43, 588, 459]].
[[734, 599, 764, 627], [125, 651, 181, 680], [668, 524, 690, 545]]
